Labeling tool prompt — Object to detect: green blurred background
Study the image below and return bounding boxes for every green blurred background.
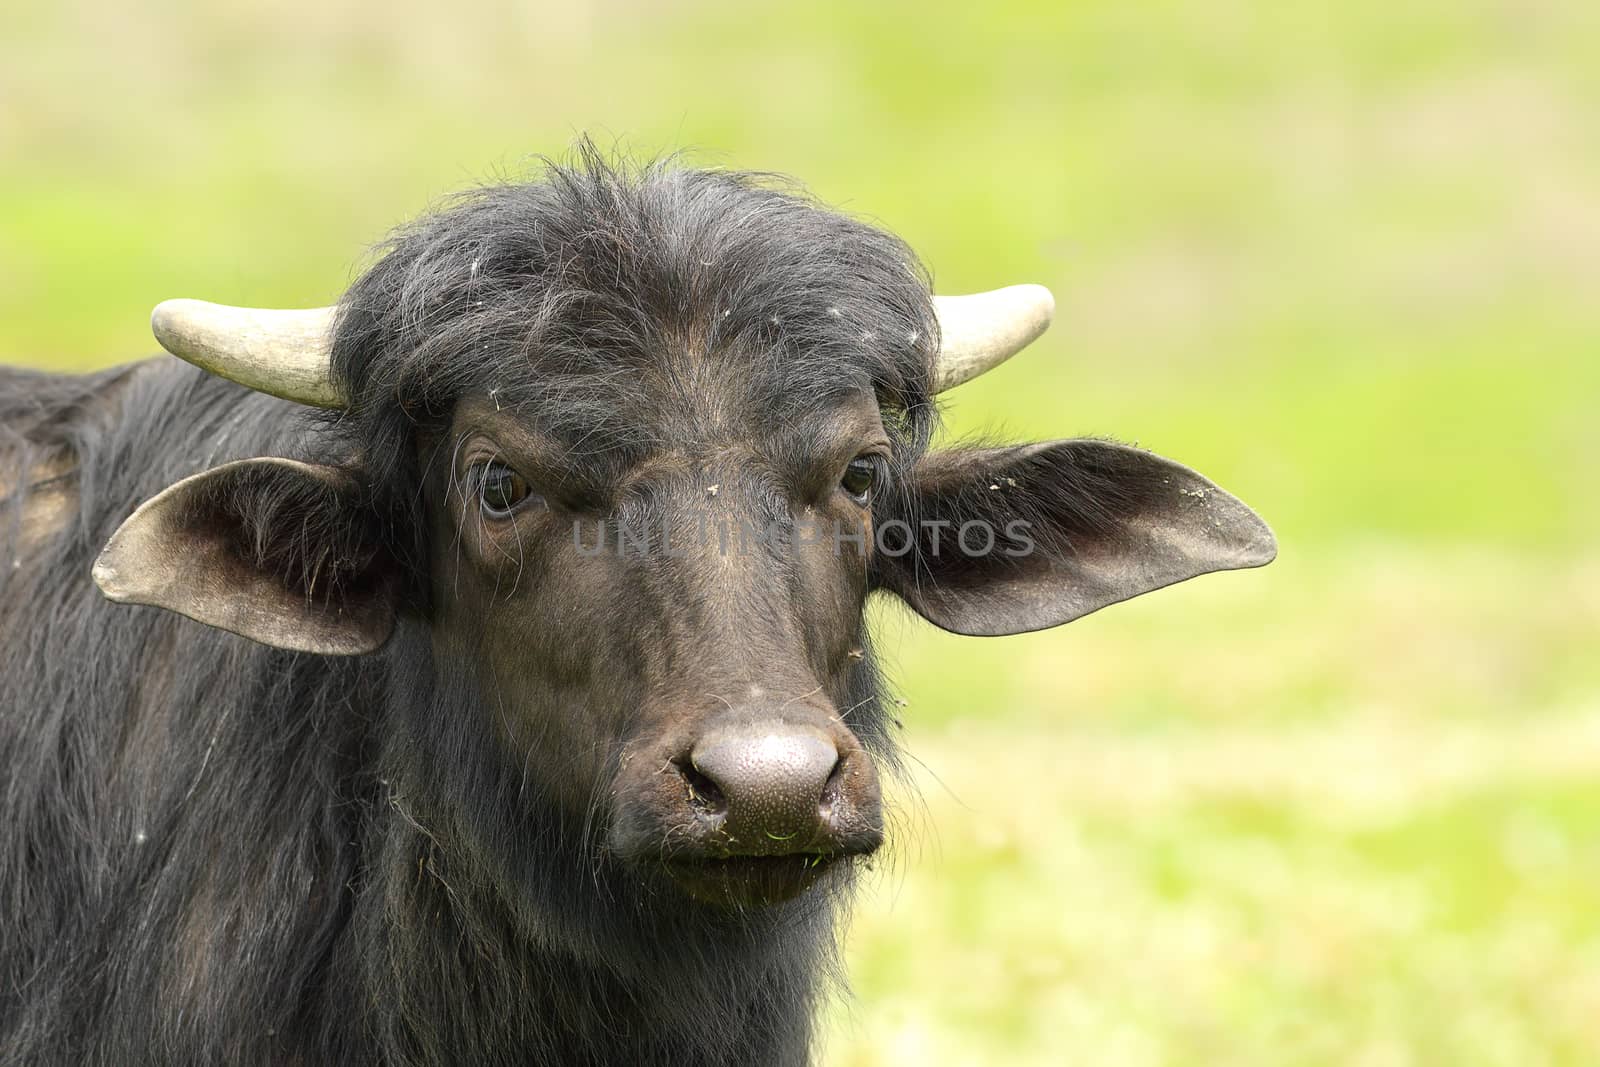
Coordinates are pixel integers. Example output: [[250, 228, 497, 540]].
[[4, 1, 1598, 1062]]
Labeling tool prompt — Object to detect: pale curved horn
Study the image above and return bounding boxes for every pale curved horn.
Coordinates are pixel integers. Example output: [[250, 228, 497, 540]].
[[153, 284, 1053, 406], [932, 284, 1055, 391], [151, 300, 344, 409]]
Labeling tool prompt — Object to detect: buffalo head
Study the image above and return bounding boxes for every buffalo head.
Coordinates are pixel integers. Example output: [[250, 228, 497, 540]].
[[92, 157, 1275, 909]]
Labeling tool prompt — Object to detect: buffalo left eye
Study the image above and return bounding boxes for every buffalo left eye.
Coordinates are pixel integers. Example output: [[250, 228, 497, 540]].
[[474, 462, 533, 518], [841, 458, 877, 503]]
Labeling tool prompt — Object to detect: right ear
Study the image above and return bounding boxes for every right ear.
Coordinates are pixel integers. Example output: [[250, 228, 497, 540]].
[[93, 458, 401, 655]]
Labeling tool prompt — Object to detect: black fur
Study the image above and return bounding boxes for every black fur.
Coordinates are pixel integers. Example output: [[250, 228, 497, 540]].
[[0, 149, 941, 1065]]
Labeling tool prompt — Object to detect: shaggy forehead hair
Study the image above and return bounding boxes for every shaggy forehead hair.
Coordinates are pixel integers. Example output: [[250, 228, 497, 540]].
[[327, 148, 941, 484]]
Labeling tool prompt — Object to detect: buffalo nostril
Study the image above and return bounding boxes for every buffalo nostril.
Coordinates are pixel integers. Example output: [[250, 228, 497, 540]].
[[688, 726, 840, 846], [818, 754, 848, 815], [678, 760, 726, 815]]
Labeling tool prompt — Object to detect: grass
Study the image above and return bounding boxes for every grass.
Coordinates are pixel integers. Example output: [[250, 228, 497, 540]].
[[832, 712, 1600, 1065], [836, 547, 1600, 1064], [2, 0, 1597, 1062]]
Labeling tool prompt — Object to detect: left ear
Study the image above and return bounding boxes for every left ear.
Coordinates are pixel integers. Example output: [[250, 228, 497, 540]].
[[92, 457, 402, 655], [873, 440, 1276, 636]]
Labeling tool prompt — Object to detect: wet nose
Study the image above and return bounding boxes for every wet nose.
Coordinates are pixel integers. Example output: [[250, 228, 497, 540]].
[[688, 723, 841, 848]]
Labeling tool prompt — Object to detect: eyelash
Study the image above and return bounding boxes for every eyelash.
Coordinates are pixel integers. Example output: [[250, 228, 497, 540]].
[[468, 460, 536, 518], [840, 456, 884, 504]]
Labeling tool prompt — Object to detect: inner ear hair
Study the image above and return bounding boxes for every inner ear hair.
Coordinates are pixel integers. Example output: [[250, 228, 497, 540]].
[[94, 458, 401, 655]]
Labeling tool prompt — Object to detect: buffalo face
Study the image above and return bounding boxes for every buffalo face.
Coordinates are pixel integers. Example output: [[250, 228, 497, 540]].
[[423, 393, 897, 906]]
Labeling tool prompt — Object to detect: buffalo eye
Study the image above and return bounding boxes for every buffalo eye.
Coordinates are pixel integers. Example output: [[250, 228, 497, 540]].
[[472, 461, 534, 518], [840, 457, 878, 504]]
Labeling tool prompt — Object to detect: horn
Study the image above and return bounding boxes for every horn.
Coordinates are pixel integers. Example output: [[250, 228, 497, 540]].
[[150, 300, 344, 409], [152, 283, 1053, 406], [931, 284, 1055, 391]]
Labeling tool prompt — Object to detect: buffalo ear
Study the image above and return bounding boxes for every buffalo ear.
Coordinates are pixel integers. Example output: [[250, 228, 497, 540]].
[[874, 440, 1276, 636], [92, 457, 399, 655]]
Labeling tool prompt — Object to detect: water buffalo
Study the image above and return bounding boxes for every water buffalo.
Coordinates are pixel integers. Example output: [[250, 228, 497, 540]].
[[0, 148, 1274, 1065]]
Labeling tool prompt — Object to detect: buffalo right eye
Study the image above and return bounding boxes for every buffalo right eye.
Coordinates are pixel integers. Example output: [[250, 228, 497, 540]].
[[473, 462, 533, 518]]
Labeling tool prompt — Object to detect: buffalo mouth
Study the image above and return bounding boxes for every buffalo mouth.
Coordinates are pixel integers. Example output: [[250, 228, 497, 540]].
[[662, 851, 848, 907]]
